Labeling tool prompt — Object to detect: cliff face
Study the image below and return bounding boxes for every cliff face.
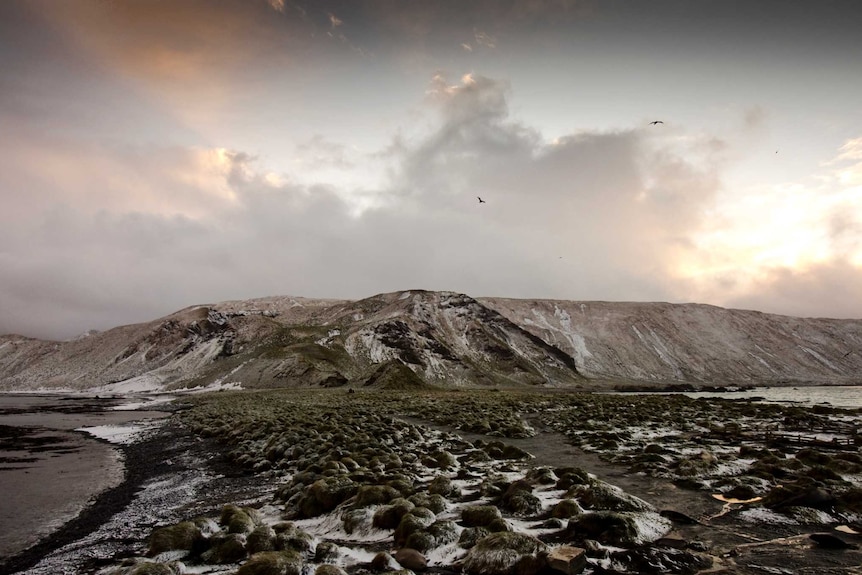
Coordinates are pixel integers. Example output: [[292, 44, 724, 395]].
[[1, 290, 860, 392], [480, 299, 862, 386]]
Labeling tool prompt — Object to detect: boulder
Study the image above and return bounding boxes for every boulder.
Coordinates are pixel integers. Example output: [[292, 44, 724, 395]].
[[394, 512, 434, 547], [568, 480, 653, 512], [408, 493, 447, 514], [314, 541, 340, 563], [147, 521, 202, 556], [246, 525, 277, 554], [608, 547, 712, 575], [201, 533, 247, 564], [429, 475, 459, 497], [373, 498, 415, 529], [315, 565, 347, 575], [551, 499, 584, 519], [394, 548, 428, 571], [546, 546, 586, 575], [220, 505, 261, 534], [237, 550, 304, 575], [462, 532, 548, 575], [567, 511, 671, 546], [462, 505, 503, 527], [459, 527, 491, 549], [370, 551, 400, 572], [355, 484, 400, 507], [299, 476, 358, 517], [502, 480, 542, 517]]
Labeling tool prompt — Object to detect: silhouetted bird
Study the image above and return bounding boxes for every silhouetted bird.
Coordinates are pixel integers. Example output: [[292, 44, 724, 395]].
[[649, 120, 664, 125], [477, 196, 486, 204]]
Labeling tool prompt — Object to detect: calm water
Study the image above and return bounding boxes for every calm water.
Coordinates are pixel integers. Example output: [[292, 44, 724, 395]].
[[0, 394, 168, 560], [682, 385, 862, 409]]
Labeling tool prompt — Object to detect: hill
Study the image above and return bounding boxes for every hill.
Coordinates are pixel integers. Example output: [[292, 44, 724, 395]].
[[1, 290, 860, 392]]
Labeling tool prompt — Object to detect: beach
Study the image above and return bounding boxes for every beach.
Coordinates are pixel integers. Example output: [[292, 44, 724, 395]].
[[0, 394, 170, 567]]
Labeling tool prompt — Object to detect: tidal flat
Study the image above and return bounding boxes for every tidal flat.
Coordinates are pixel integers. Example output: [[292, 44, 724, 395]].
[[10, 388, 862, 575]]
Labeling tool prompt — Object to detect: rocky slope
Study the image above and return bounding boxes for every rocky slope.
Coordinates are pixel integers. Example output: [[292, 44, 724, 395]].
[[480, 298, 862, 386], [1, 290, 860, 391]]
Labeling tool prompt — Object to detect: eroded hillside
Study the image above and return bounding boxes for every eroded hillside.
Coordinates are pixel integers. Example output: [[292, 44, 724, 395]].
[[1, 290, 860, 391]]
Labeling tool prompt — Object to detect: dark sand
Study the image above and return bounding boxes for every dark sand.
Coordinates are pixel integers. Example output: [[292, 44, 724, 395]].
[[0, 395, 169, 561]]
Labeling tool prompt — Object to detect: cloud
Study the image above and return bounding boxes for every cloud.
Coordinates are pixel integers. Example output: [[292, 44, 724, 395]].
[[3, 67, 860, 339], [680, 135, 862, 315], [726, 261, 862, 319], [473, 29, 497, 49]]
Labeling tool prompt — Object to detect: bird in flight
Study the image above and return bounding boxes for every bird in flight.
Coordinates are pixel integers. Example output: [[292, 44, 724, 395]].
[[477, 196, 486, 204], [649, 120, 664, 125]]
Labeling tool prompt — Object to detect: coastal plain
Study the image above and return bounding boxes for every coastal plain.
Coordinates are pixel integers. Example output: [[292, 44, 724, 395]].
[[7, 387, 858, 575]]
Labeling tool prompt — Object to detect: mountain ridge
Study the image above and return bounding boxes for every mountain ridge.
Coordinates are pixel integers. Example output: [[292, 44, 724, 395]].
[[1, 290, 860, 392]]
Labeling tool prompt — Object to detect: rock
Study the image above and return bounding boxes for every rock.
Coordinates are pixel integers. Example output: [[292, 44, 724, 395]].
[[568, 480, 653, 512], [315, 541, 340, 563], [246, 525, 277, 554], [394, 548, 428, 571], [462, 505, 503, 527], [355, 484, 400, 507], [237, 550, 304, 575], [526, 467, 558, 485], [370, 551, 400, 572], [425, 520, 459, 549], [609, 547, 713, 574], [567, 511, 671, 546], [147, 521, 202, 556], [502, 480, 542, 517], [501, 444, 531, 460], [201, 533, 247, 564], [462, 532, 548, 575], [554, 468, 591, 490], [551, 499, 584, 519], [299, 476, 359, 517], [220, 505, 261, 534], [459, 527, 491, 549], [278, 529, 313, 553], [374, 499, 416, 529], [429, 475, 459, 497], [809, 533, 859, 549], [546, 546, 586, 575], [394, 513, 433, 547], [408, 493, 447, 514]]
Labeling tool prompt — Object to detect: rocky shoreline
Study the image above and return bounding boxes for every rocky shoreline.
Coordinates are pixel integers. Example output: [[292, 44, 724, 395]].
[[5, 388, 862, 575]]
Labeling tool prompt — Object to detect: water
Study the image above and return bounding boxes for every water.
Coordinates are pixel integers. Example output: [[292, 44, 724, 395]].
[[682, 385, 862, 409], [0, 394, 168, 560]]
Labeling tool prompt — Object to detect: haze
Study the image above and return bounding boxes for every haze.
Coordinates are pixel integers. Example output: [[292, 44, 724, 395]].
[[2, 0, 861, 340]]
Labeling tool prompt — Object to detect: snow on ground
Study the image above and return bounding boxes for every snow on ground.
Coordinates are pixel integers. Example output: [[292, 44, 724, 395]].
[[77, 419, 164, 445], [95, 374, 166, 395]]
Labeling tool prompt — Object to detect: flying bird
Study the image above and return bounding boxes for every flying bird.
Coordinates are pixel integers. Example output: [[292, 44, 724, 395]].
[[477, 196, 486, 204], [649, 120, 664, 125]]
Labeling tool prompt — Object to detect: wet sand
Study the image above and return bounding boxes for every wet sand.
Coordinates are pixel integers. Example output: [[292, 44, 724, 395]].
[[0, 394, 170, 561]]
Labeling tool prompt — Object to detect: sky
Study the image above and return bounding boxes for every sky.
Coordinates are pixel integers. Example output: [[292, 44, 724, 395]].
[[2, 0, 862, 340]]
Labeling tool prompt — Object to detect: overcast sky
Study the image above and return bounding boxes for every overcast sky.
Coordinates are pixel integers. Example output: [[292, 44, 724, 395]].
[[2, 0, 862, 339]]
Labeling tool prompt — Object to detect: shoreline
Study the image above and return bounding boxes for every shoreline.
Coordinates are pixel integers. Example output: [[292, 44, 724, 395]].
[[0, 419, 182, 575], [0, 395, 175, 575]]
